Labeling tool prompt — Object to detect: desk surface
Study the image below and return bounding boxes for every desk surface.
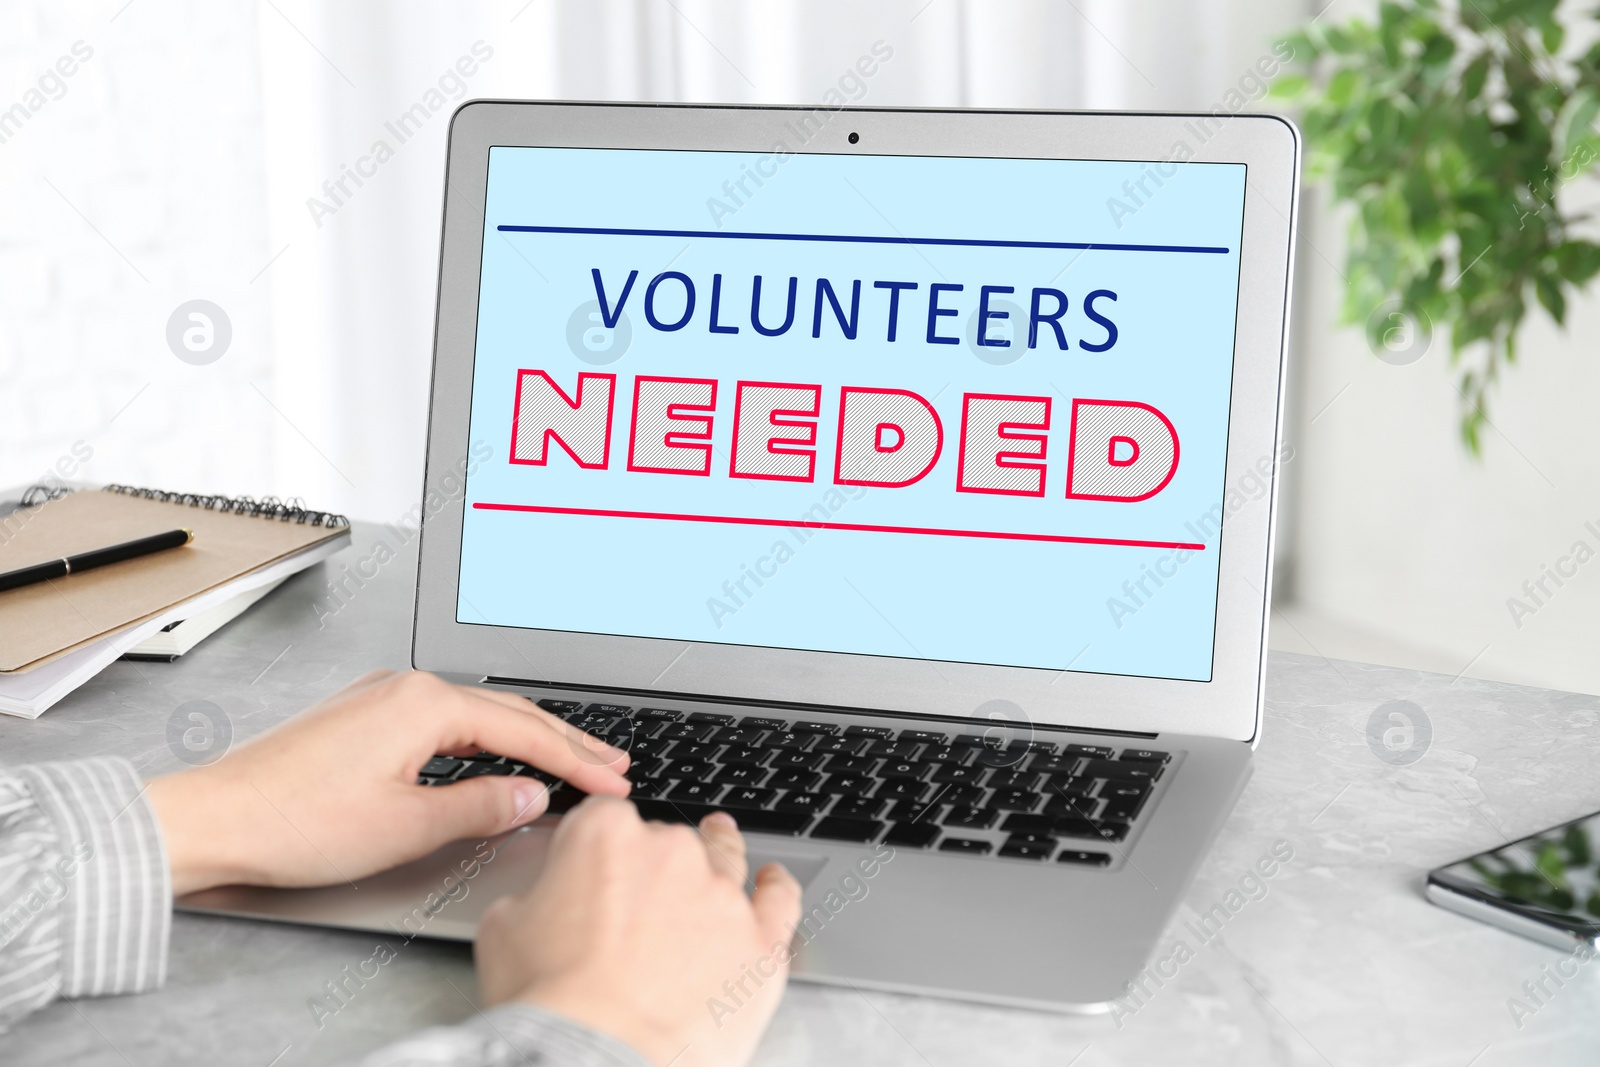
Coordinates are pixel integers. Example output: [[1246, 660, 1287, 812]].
[[3, 522, 1598, 1066]]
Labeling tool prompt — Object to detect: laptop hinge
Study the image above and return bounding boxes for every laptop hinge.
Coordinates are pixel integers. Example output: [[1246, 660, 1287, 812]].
[[483, 676, 1159, 739]]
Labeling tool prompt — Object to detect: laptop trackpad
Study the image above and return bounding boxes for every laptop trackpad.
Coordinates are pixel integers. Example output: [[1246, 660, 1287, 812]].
[[177, 827, 830, 941]]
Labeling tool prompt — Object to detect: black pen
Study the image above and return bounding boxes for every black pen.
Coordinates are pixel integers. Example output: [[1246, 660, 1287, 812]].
[[0, 528, 194, 593]]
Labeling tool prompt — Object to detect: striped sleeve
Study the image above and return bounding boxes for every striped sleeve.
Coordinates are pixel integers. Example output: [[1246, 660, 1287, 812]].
[[347, 1002, 652, 1067], [0, 757, 170, 1032]]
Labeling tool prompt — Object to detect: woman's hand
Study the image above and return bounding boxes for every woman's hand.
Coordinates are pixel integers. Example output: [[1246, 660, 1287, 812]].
[[146, 670, 631, 895], [476, 797, 803, 1067]]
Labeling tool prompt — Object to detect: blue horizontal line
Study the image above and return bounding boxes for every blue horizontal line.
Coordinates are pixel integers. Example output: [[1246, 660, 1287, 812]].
[[496, 224, 1229, 255]]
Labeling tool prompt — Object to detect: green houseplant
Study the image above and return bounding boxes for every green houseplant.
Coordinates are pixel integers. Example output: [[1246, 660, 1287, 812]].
[[1273, 0, 1600, 452]]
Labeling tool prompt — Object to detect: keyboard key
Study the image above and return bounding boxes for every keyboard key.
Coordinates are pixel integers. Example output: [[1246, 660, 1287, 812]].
[[952, 734, 990, 748], [1043, 775, 1097, 797], [933, 784, 986, 806], [931, 765, 986, 786], [668, 741, 719, 762], [1001, 813, 1056, 835], [1081, 759, 1162, 783], [988, 789, 1041, 812], [889, 800, 946, 822], [971, 741, 1026, 763], [774, 792, 830, 815], [628, 756, 669, 780], [546, 787, 587, 813], [713, 764, 770, 787], [922, 745, 973, 766], [987, 770, 1040, 791], [536, 699, 583, 715], [883, 821, 940, 848], [793, 721, 841, 734], [1026, 755, 1082, 775], [1022, 741, 1059, 754], [999, 839, 1056, 860], [1058, 849, 1112, 867], [819, 773, 877, 796], [813, 735, 871, 756], [669, 781, 725, 803], [663, 722, 724, 743], [863, 739, 922, 759], [844, 725, 895, 739], [768, 769, 821, 791], [569, 713, 620, 733], [1005, 831, 1058, 848], [1120, 749, 1171, 764], [767, 731, 817, 751], [1064, 743, 1115, 759], [636, 708, 684, 722], [627, 777, 669, 799], [1051, 816, 1130, 841], [632, 799, 812, 835], [1101, 784, 1151, 821], [938, 837, 992, 855], [810, 816, 885, 842], [1091, 820, 1131, 842], [714, 726, 769, 746], [457, 762, 513, 778], [606, 719, 664, 744], [875, 780, 929, 802], [687, 711, 736, 724], [821, 755, 878, 776], [720, 746, 772, 767], [721, 787, 776, 809], [421, 757, 464, 777], [744, 717, 788, 730], [942, 806, 998, 830], [1043, 793, 1098, 819], [771, 750, 827, 771], [898, 729, 948, 744], [878, 760, 930, 782], [585, 703, 633, 716], [628, 737, 675, 762], [831, 796, 887, 820], [662, 759, 716, 780]]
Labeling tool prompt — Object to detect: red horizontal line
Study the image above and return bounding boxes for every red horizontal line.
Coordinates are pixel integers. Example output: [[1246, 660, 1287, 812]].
[[472, 502, 1206, 551]]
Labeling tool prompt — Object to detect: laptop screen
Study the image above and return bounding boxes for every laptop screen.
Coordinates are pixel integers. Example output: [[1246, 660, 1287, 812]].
[[457, 145, 1247, 684]]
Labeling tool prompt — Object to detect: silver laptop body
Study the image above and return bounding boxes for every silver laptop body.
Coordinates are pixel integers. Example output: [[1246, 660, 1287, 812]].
[[181, 101, 1299, 1013]]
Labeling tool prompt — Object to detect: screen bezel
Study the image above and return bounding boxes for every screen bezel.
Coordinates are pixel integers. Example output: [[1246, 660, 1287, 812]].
[[412, 102, 1299, 744]]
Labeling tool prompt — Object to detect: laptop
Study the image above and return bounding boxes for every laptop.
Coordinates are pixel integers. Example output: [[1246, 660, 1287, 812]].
[[180, 101, 1299, 1012]]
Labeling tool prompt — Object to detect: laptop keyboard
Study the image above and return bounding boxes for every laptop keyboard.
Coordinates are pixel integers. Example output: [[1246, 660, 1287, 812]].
[[417, 699, 1172, 866]]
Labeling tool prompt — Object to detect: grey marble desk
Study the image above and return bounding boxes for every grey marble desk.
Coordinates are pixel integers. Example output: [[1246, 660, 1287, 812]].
[[3, 522, 1598, 1066]]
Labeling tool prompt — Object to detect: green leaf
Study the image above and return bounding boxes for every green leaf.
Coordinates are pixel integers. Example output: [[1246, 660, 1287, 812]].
[[1536, 273, 1567, 324], [1462, 53, 1492, 100], [1268, 73, 1311, 99]]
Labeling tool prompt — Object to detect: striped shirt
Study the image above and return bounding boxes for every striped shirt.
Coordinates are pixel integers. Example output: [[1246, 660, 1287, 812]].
[[0, 757, 646, 1067]]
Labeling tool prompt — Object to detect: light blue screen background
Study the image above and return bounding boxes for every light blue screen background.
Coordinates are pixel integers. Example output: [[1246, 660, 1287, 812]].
[[458, 146, 1246, 682]]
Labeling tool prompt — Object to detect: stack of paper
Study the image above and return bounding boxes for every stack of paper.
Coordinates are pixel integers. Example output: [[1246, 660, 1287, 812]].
[[0, 489, 350, 717]]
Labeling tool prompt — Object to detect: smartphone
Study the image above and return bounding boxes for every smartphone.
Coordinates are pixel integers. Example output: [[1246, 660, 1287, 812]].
[[1427, 808, 1600, 950]]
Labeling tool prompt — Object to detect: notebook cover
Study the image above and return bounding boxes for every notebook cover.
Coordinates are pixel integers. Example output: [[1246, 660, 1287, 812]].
[[0, 489, 346, 673]]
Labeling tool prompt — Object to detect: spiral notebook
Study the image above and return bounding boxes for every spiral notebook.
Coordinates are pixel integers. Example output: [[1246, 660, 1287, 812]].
[[0, 485, 351, 716]]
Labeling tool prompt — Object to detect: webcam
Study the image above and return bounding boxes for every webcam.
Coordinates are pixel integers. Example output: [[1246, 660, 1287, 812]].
[[848, 132, 860, 144]]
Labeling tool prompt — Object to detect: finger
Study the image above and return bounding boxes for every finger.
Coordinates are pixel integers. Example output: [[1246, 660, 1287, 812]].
[[546, 794, 640, 855], [433, 687, 632, 797], [698, 811, 748, 885], [422, 775, 550, 841], [751, 862, 803, 948], [468, 688, 632, 773]]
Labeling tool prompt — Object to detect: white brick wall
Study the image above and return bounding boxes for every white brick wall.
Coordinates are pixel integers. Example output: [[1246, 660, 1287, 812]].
[[0, 1, 276, 502]]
